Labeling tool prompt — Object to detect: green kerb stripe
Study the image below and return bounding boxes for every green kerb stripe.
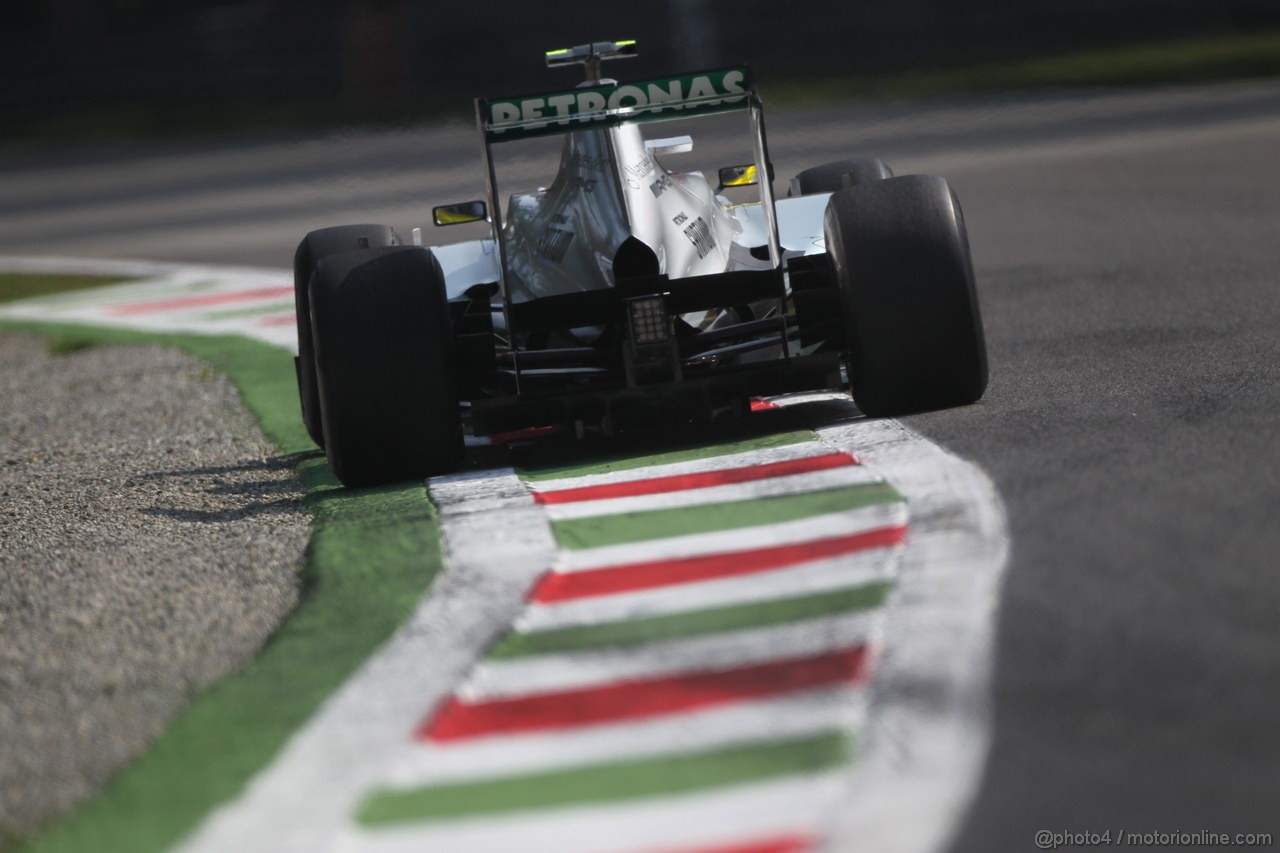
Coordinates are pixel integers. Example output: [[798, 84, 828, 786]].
[[518, 430, 816, 482], [357, 732, 849, 825], [488, 581, 893, 659], [550, 481, 902, 550]]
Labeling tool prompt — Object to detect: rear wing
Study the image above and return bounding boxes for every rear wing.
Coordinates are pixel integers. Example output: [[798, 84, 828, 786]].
[[473, 59, 779, 386], [477, 66, 757, 143]]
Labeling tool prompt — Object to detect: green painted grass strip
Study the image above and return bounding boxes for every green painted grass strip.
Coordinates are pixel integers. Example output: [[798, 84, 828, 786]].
[[0, 319, 443, 853], [518, 429, 816, 483], [551, 481, 902, 551], [488, 581, 893, 660], [358, 731, 849, 825], [0, 272, 136, 305]]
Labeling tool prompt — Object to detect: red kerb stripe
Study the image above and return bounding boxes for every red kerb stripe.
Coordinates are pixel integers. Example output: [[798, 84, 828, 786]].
[[420, 645, 870, 742], [631, 833, 815, 853], [532, 452, 857, 505], [531, 525, 906, 603], [109, 285, 293, 315]]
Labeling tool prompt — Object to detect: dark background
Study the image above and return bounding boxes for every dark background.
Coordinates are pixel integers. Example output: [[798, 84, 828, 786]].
[[5, 0, 1279, 135]]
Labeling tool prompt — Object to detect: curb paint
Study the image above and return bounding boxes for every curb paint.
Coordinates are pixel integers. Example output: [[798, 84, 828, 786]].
[[0, 257, 1007, 853]]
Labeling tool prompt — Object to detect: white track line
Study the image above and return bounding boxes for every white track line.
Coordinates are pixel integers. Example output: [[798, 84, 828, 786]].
[[0, 256, 300, 352], [174, 467, 557, 853], [0, 255, 275, 280]]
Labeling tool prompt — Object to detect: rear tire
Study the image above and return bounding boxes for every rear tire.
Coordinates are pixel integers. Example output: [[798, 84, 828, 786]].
[[309, 245, 463, 486], [293, 224, 400, 448], [790, 158, 893, 196], [823, 174, 987, 416]]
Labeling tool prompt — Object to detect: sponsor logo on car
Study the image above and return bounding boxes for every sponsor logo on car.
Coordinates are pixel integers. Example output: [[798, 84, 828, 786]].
[[627, 156, 657, 181], [538, 228, 575, 262], [485, 69, 749, 138], [683, 216, 717, 259]]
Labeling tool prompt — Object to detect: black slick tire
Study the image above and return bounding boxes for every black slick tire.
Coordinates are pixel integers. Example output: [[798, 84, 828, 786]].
[[823, 174, 988, 416], [293, 224, 400, 448], [309, 245, 462, 486], [790, 158, 893, 196]]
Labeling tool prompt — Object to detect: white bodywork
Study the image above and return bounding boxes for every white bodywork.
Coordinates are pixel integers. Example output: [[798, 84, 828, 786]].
[[430, 124, 830, 303]]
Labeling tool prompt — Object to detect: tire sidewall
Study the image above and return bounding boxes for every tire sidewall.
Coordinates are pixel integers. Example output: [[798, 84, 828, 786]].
[[310, 245, 462, 486], [293, 224, 400, 448], [824, 174, 987, 415]]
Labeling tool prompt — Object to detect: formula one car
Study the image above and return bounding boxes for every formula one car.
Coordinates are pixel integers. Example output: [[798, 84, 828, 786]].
[[293, 41, 987, 486]]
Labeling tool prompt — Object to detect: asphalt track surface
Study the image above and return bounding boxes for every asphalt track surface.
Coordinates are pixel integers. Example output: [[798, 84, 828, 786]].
[[4, 80, 1280, 848]]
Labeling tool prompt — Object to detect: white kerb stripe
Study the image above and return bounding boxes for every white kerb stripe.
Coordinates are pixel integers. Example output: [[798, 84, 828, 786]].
[[514, 543, 902, 633], [383, 684, 866, 788], [555, 501, 908, 573]]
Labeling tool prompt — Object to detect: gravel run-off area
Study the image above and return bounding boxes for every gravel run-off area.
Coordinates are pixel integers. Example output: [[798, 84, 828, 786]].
[[0, 334, 309, 839]]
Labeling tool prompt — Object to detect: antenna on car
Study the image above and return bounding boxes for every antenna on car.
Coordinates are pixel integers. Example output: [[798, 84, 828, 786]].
[[545, 40, 638, 83]]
